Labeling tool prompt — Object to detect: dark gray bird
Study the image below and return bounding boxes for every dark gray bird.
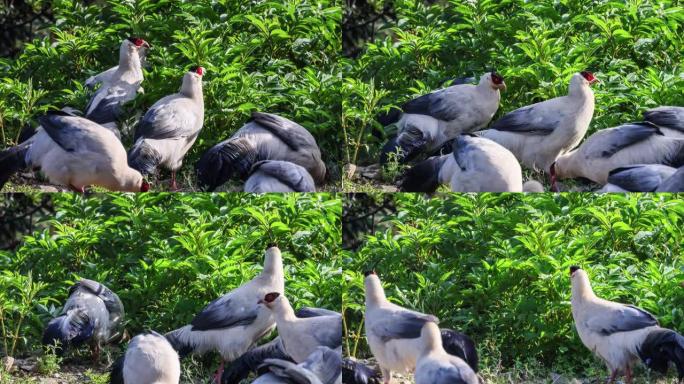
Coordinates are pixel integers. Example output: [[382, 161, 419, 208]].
[[600, 164, 677, 192], [379, 72, 505, 164], [128, 66, 205, 190], [643, 106, 684, 137], [109, 331, 180, 384], [196, 112, 326, 191], [552, 122, 684, 186], [84, 37, 149, 133], [253, 346, 342, 384], [42, 279, 124, 362], [259, 293, 342, 363], [245, 160, 316, 192]]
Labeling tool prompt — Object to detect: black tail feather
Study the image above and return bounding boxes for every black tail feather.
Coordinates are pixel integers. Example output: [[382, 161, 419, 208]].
[[441, 328, 479, 373], [195, 138, 257, 191], [377, 107, 403, 127], [0, 141, 30, 189], [164, 328, 195, 359], [639, 328, 684, 380], [221, 338, 290, 384], [127, 139, 162, 177], [342, 358, 381, 384], [109, 355, 125, 384], [399, 155, 448, 192]]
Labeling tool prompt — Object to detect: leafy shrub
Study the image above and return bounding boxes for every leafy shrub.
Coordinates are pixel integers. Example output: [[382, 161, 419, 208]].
[[343, 0, 684, 168], [343, 193, 684, 376], [0, 0, 342, 188], [0, 193, 341, 368]]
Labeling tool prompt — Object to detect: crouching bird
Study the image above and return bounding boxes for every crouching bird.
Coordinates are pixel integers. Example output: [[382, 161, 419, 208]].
[[42, 279, 125, 362], [569, 266, 684, 383], [109, 331, 180, 384], [414, 322, 478, 384]]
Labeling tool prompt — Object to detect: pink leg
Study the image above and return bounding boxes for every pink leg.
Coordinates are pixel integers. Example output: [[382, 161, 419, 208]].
[[69, 184, 85, 193], [625, 365, 633, 384], [170, 171, 178, 191], [382, 368, 392, 384], [606, 369, 617, 384], [213, 360, 225, 383]]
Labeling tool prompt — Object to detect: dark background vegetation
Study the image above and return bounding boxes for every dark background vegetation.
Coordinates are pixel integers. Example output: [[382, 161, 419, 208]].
[[343, 193, 684, 380], [0, 193, 341, 382]]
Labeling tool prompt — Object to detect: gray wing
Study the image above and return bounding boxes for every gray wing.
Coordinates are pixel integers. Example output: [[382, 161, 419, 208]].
[[37, 111, 98, 152], [489, 104, 559, 134], [587, 304, 658, 336], [72, 279, 125, 342], [248, 161, 316, 192], [372, 311, 439, 342], [644, 106, 684, 132], [251, 112, 318, 152], [259, 359, 323, 384], [311, 316, 342, 350], [84, 87, 126, 125], [607, 164, 676, 192], [134, 98, 201, 141], [301, 347, 342, 384], [431, 366, 475, 384], [296, 307, 341, 318], [452, 135, 480, 170], [657, 166, 684, 192], [593, 122, 663, 158], [401, 88, 461, 121], [190, 293, 258, 331]]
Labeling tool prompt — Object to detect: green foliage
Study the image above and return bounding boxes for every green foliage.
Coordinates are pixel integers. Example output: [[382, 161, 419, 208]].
[[344, 0, 684, 166], [0, 193, 341, 366], [344, 193, 684, 377], [0, 0, 342, 186]]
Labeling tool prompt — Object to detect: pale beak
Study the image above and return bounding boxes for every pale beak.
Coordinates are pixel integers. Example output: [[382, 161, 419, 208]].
[[142, 41, 151, 49], [499, 81, 507, 91]]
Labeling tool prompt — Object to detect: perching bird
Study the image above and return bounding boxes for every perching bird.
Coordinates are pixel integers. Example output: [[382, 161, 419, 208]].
[[380, 71, 505, 163], [643, 106, 684, 138], [479, 71, 597, 173], [42, 279, 125, 362], [109, 331, 180, 384], [400, 134, 523, 192], [414, 322, 478, 384], [364, 271, 439, 384], [165, 244, 284, 381], [0, 110, 149, 192], [252, 346, 342, 384], [196, 112, 326, 191], [551, 122, 684, 186], [259, 292, 342, 363], [599, 164, 677, 192], [569, 266, 684, 383], [84, 37, 149, 133], [128, 66, 205, 190], [221, 307, 340, 384], [244, 160, 316, 192]]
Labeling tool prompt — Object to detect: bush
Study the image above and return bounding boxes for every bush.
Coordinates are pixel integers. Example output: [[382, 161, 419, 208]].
[[343, 193, 684, 376]]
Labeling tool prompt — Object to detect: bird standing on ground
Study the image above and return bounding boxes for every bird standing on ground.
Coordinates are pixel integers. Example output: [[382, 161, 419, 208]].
[[165, 245, 284, 382], [110, 331, 180, 384], [128, 66, 205, 190], [84, 37, 150, 134], [196, 112, 326, 191], [364, 271, 439, 384], [569, 266, 684, 384], [259, 292, 342, 363], [380, 71, 505, 163], [414, 322, 478, 384], [479, 71, 597, 174], [42, 279, 125, 362], [0, 111, 149, 192]]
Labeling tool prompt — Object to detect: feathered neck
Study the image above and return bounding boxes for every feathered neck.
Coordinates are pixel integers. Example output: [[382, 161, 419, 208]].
[[568, 74, 593, 99], [179, 73, 204, 103], [364, 275, 387, 307], [261, 247, 283, 279], [420, 322, 443, 355], [571, 270, 597, 302], [272, 296, 297, 322], [117, 41, 142, 73]]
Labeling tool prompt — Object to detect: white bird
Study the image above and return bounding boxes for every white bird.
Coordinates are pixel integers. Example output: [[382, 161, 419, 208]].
[[400, 134, 523, 192], [643, 106, 684, 138], [414, 322, 478, 384], [380, 71, 506, 163], [569, 266, 684, 384], [110, 331, 180, 384], [42, 279, 124, 361], [551, 122, 684, 186], [0, 111, 148, 192], [128, 66, 205, 190], [479, 72, 597, 174], [84, 37, 149, 133], [244, 160, 316, 192], [259, 292, 342, 363], [196, 112, 326, 191], [599, 164, 677, 192], [165, 244, 284, 381], [85, 42, 149, 91], [364, 271, 439, 384], [253, 346, 342, 384]]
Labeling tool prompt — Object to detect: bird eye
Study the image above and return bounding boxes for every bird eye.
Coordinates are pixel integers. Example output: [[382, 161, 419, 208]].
[[264, 292, 280, 302]]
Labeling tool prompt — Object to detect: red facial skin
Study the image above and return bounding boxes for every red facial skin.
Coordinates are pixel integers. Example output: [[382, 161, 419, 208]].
[[580, 71, 598, 84], [140, 181, 150, 192], [258, 292, 280, 305], [194, 67, 205, 76]]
